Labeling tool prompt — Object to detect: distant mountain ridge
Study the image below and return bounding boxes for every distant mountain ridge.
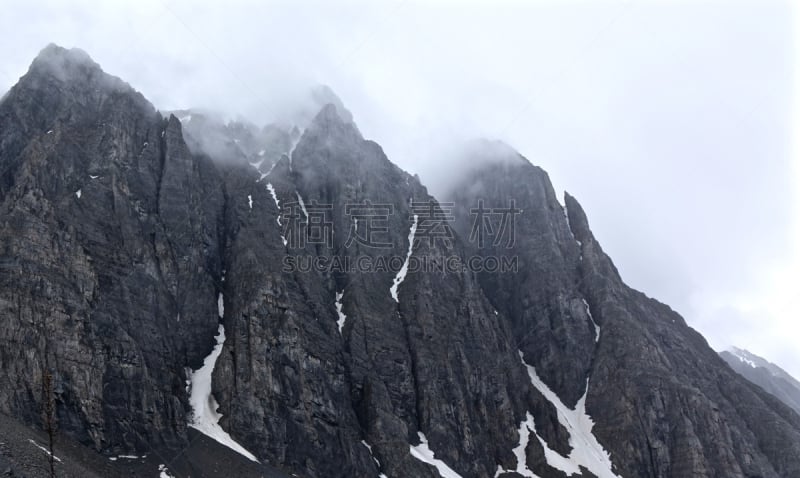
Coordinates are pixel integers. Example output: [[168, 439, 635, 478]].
[[720, 347, 800, 416]]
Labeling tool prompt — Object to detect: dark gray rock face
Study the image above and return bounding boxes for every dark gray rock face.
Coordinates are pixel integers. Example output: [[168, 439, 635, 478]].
[[1, 45, 800, 478], [0, 45, 222, 454], [447, 146, 800, 478], [447, 142, 595, 408], [209, 104, 569, 478], [721, 347, 800, 416]]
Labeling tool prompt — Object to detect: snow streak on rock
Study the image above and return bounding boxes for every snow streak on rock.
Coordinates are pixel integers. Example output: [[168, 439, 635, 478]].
[[390, 215, 418, 302], [497, 408, 599, 477], [335, 290, 347, 333], [266, 183, 280, 211], [519, 351, 620, 478], [583, 299, 600, 342], [109, 454, 141, 461], [728, 347, 758, 368], [563, 203, 582, 247], [563, 205, 573, 237], [362, 440, 389, 477], [266, 183, 287, 245], [186, 293, 259, 462], [296, 191, 308, 220], [495, 413, 540, 477], [250, 158, 265, 171], [410, 432, 463, 478], [158, 464, 175, 478], [28, 439, 62, 463]]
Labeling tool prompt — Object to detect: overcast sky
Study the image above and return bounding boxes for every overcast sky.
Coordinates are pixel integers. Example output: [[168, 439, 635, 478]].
[[2, 0, 798, 376]]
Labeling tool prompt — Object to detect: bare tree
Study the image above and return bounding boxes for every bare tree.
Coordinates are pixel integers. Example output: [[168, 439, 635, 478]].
[[41, 370, 56, 478], [36, 312, 57, 478]]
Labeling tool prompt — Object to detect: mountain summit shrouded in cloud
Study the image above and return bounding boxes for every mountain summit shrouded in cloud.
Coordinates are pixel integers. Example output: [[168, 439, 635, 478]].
[[4, 1, 795, 379], [0, 43, 799, 478]]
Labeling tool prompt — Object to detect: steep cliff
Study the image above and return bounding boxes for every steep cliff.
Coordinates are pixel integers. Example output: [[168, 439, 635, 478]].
[[1, 45, 799, 478], [447, 144, 800, 478]]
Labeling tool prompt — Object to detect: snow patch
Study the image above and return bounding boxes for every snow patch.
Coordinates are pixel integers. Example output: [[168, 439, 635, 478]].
[[728, 348, 757, 368], [582, 299, 600, 342], [335, 291, 347, 333], [390, 215, 418, 302], [111, 454, 141, 461], [409, 432, 463, 478], [266, 183, 287, 245], [250, 158, 265, 172], [158, 464, 175, 478], [296, 191, 308, 220], [362, 440, 380, 466], [267, 183, 280, 210], [496, 410, 586, 477], [511, 415, 538, 476], [362, 440, 388, 476], [519, 351, 620, 478], [187, 323, 259, 462], [248, 194, 253, 209], [27, 439, 62, 463], [563, 205, 572, 234], [258, 149, 265, 156], [494, 413, 540, 477], [564, 204, 582, 249], [217, 292, 224, 319], [257, 160, 278, 181], [75, 189, 82, 199]]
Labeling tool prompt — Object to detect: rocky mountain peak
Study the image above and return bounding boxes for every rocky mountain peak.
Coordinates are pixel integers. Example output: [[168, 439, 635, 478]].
[[13, 43, 147, 115], [2, 45, 800, 478], [305, 102, 361, 140], [26, 43, 119, 89], [310, 85, 353, 123], [31, 43, 97, 72]]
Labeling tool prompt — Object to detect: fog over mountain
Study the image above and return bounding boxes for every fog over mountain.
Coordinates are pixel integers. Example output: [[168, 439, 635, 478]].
[[0, 0, 797, 400], [2, 42, 800, 477]]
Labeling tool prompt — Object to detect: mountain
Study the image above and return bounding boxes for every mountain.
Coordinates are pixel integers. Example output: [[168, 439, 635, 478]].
[[0, 44, 799, 477], [720, 347, 800, 416]]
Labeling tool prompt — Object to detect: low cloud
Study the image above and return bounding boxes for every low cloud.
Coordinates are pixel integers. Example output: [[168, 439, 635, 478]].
[[1, 0, 797, 375]]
